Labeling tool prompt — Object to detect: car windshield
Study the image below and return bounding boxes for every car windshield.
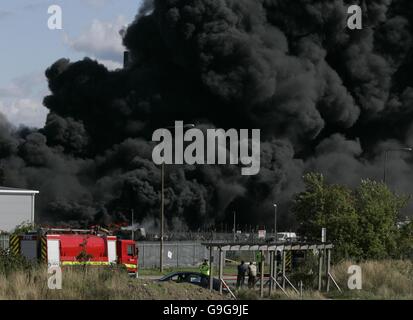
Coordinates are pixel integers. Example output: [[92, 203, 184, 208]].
[[160, 273, 178, 281]]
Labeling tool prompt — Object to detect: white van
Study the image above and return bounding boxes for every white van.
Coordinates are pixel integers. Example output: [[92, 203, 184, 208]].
[[277, 232, 297, 242]]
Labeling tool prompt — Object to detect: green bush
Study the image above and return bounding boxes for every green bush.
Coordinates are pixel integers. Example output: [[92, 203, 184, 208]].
[[0, 248, 34, 276]]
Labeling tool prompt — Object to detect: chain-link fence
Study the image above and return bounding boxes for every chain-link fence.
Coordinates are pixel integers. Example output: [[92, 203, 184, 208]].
[[138, 241, 224, 269], [142, 231, 281, 242]]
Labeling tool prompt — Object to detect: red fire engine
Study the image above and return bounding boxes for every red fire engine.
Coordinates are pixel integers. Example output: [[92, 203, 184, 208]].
[[10, 227, 138, 273]]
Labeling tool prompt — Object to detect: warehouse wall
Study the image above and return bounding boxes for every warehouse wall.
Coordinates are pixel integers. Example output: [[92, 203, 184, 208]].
[[0, 194, 33, 233]]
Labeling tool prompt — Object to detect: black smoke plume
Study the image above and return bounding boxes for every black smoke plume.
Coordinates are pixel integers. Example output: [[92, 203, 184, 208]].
[[2, 0, 413, 231]]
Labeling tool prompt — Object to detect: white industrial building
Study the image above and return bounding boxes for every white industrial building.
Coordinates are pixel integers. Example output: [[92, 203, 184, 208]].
[[0, 187, 39, 233]]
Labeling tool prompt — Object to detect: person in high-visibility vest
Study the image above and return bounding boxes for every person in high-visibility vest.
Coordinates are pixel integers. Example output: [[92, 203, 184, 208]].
[[256, 251, 265, 274], [200, 259, 210, 276]]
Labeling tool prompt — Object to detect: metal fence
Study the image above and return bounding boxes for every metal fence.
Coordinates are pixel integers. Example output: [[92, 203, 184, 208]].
[[0, 234, 9, 250], [143, 231, 279, 241], [138, 241, 224, 269]]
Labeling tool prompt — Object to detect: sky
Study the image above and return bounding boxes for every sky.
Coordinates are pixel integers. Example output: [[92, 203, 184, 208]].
[[0, 0, 141, 128]]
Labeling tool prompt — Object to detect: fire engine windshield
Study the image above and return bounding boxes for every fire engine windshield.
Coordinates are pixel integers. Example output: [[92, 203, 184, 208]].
[[127, 244, 135, 256]]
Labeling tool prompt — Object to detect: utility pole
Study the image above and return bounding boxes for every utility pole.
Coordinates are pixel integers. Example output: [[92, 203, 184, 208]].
[[321, 228, 326, 243], [318, 227, 327, 291], [233, 211, 236, 242], [131, 209, 134, 241], [383, 150, 388, 184], [133, 208, 138, 279], [160, 162, 165, 273], [273, 204, 277, 242]]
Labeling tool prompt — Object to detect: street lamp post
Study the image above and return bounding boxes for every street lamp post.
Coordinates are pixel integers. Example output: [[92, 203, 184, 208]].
[[383, 147, 412, 184], [131, 209, 134, 241], [233, 211, 236, 242], [160, 162, 165, 273], [273, 204, 277, 242], [160, 123, 195, 273]]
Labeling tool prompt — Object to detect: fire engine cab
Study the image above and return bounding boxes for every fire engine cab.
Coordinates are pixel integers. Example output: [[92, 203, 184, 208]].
[[10, 227, 138, 273]]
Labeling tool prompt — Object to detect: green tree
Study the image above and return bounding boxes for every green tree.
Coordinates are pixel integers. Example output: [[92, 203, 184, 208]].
[[397, 221, 413, 259], [292, 173, 410, 261], [355, 179, 408, 259], [293, 173, 360, 261]]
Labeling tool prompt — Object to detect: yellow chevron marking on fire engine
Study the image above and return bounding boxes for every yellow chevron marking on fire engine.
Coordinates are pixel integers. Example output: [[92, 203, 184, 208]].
[[9, 235, 20, 255], [61, 261, 111, 266], [60, 261, 137, 269]]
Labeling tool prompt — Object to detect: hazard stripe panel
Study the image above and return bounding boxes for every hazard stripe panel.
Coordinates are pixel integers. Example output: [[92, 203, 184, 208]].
[[41, 236, 47, 262], [9, 235, 20, 255], [285, 251, 292, 272]]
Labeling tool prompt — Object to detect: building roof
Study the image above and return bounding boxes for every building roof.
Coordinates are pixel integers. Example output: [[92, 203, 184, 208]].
[[0, 186, 39, 195]]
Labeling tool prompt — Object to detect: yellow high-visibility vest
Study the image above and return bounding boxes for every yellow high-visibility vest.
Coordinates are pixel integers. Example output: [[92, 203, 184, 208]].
[[200, 263, 210, 276], [256, 251, 262, 263]]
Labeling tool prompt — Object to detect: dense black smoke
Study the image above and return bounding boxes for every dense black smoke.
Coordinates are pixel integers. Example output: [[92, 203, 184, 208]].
[[2, 0, 413, 231]]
